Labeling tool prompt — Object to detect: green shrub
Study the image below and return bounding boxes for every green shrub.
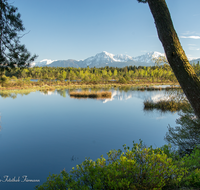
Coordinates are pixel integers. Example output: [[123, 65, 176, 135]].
[[1, 75, 10, 83], [124, 75, 131, 81], [11, 76, 18, 81], [35, 141, 185, 190], [16, 79, 24, 87], [24, 77, 31, 84], [180, 147, 200, 187], [118, 77, 127, 84]]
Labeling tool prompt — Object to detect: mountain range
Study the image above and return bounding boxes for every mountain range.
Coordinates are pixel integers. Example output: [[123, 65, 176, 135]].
[[31, 51, 200, 68]]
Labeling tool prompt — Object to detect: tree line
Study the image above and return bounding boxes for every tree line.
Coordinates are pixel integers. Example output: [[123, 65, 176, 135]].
[[1, 62, 199, 84]]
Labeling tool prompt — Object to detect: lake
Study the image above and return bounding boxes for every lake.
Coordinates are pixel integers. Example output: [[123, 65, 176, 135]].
[[0, 88, 179, 190]]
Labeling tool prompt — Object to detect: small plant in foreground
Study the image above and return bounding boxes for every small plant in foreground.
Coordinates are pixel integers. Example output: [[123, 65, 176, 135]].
[[180, 147, 200, 188], [35, 140, 186, 190]]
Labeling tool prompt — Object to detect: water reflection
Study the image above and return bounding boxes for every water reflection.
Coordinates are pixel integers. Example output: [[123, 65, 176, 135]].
[[40, 90, 56, 96], [0, 113, 1, 132], [57, 90, 67, 98], [0, 92, 17, 99], [165, 106, 200, 155], [0, 88, 181, 103], [0, 90, 34, 99], [0, 86, 180, 190]]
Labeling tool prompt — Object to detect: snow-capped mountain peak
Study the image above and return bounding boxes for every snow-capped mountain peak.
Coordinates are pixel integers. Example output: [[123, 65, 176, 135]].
[[30, 51, 200, 68], [102, 51, 114, 56], [39, 59, 56, 65], [114, 54, 133, 62], [83, 51, 134, 66], [152, 51, 165, 58], [30, 59, 57, 67], [133, 51, 165, 63]]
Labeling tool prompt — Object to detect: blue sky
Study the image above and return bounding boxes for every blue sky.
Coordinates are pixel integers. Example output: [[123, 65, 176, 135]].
[[13, 0, 200, 62]]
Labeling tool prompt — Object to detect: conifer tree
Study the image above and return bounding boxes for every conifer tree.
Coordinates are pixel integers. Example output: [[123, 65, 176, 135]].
[[0, 0, 37, 69]]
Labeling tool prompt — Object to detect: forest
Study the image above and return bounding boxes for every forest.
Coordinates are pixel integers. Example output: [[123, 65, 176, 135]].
[[0, 62, 199, 88]]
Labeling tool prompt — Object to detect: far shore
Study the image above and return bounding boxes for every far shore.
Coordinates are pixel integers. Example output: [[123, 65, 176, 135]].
[[0, 81, 180, 91]]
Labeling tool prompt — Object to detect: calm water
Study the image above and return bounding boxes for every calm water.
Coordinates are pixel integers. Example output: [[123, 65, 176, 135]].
[[0, 88, 179, 190]]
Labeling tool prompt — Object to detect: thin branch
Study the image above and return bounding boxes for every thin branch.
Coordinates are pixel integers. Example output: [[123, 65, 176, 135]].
[[18, 30, 30, 39]]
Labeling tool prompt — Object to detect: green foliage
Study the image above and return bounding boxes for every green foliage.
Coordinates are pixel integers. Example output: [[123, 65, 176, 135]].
[[5, 64, 170, 80], [23, 77, 31, 83], [3, 60, 185, 85], [57, 74, 65, 81], [82, 75, 90, 82], [124, 75, 131, 81], [118, 77, 127, 84], [165, 106, 200, 156], [35, 170, 78, 190], [11, 76, 18, 81], [192, 62, 200, 76], [180, 147, 200, 187], [0, 0, 37, 67], [36, 141, 186, 190], [0, 75, 10, 84]]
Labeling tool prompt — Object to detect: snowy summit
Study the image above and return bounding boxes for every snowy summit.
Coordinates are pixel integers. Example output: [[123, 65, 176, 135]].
[[30, 51, 199, 68]]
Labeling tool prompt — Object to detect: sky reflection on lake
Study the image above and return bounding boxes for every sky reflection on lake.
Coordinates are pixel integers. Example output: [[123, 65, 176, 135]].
[[0, 88, 179, 190]]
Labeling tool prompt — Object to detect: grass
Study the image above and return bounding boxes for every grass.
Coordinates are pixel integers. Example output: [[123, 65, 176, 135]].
[[144, 99, 190, 112], [0, 83, 182, 100], [69, 91, 112, 98], [0, 79, 179, 91], [137, 85, 181, 91]]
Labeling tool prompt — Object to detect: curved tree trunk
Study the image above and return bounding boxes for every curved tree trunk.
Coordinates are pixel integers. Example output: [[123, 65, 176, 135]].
[[0, 0, 2, 59], [147, 0, 200, 118]]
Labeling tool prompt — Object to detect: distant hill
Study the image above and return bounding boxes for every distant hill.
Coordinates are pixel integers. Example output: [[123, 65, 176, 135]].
[[190, 58, 200, 64], [48, 60, 80, 68], [30, 51, 200, 68]]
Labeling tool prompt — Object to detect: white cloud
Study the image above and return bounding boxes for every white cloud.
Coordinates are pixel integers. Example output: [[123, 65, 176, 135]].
[[180, 36, 200, 39]]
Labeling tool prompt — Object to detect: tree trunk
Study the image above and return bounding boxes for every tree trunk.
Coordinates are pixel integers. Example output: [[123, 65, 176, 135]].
[[0, 0, 2, 59], [147, 0, 200, 118]]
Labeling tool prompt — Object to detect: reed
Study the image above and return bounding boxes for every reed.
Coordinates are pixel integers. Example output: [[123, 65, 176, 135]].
[[144, 99, 190, 112], [69, 91, 112, 98], [137, 86, 181, 91]]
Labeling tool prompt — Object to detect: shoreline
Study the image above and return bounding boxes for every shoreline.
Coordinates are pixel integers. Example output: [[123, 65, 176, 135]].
[[0, 81, 180, 91]]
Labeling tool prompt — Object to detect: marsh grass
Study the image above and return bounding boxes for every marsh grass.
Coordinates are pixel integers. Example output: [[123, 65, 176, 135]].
[[144, 100, 190, 112], [70, 96, 110, 100], [137, 85, 181, 91], [0, 78, 178, 91], [69, 91, 112, 98]]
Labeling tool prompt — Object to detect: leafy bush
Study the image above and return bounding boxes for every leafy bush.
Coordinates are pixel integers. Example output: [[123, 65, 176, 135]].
[[11, 76, 18, 81], [35, 141, 185, 190], [118, 77, 127, 84], [124, 75, 131, 81], [180, 147, 200, 187], [1, 75, 10, 83]]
